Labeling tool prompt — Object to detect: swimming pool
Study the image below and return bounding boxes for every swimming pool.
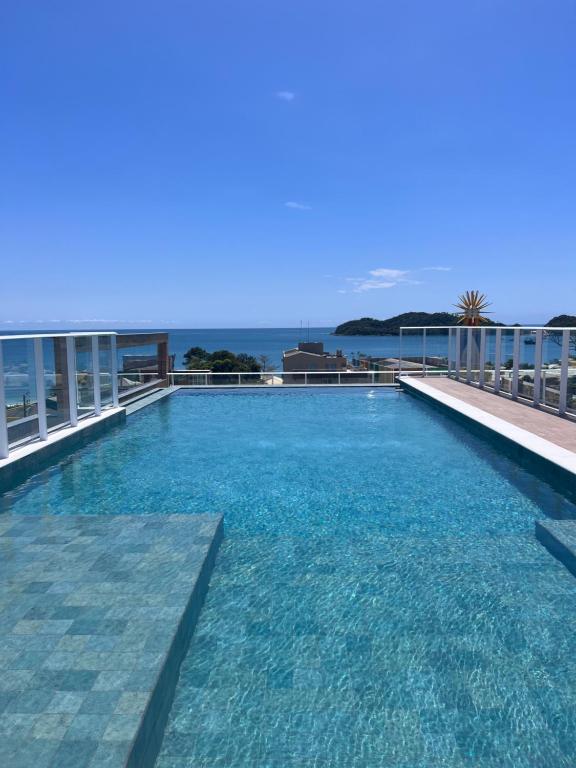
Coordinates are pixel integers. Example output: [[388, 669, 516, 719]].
[[3, 389, 576, 766]]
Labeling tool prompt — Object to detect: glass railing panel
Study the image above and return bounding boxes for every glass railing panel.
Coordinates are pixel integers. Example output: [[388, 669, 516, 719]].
[[483, 328, 497, 390], [238, 373, 265, 385], [455, 329, 467, 379], [342, 372, 375, 384], [567, 331, 576, 416], [118, 372, 162, 396], [4, 338, 39, 447], [424, 328, 450, 373], [98, 336, 114, 407], [74, 336, 95, 417], [304, 373, 340, 385], [118, 343, 159, 378], [42, 337, 71, 430], [467, 329, 482, 383], [517, 329, 536, 401], [400, 328, 424, 375], [498, 330, 515, 396]]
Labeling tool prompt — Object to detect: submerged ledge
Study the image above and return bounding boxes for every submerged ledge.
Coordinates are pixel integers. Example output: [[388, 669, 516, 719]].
[[0, 408, 126, 496], [536, 520, 576, 579], [0, 513, 223, 768], [400, 377, 576, 487]]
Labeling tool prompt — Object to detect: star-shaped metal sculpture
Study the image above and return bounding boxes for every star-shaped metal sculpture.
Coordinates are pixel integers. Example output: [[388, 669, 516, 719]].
[[455, 290, 492, 326]]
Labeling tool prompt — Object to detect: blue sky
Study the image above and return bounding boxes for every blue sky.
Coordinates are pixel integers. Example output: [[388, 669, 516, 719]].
[[1, 0, 575, 328]]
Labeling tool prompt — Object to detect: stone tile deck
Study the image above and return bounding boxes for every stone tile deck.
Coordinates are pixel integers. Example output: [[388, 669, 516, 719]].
[[0, 513, 223, 768]]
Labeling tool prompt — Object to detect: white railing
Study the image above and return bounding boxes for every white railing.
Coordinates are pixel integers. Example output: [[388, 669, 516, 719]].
[[117, 372, 163, 397], [169, 370, 401, 387], [399, 325, 576, 417], [0, 332, 120, 459], [1, 331, 174, 457]]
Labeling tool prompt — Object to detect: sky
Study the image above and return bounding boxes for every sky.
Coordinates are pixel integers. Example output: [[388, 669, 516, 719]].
[[1, 0, 575, 329]]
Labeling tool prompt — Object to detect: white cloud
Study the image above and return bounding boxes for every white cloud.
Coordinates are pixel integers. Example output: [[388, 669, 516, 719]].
[[338, 263, 452, 293], [285, 201, 311, 210], [340, 266, 427, 293], [368, 268, 409, 280], [276, 91, 295, 101], [351, 280, 397, 292]]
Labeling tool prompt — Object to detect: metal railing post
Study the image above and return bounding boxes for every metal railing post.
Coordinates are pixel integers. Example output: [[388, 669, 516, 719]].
[[511, 329, 520, 399], [532, 330, 543, 407], [110, 335, 119, 407], [92, 335, 101, 415], [466, 328, 472, 383], [455, 328, 461, 380], [447, 328, 453, 376], [398, 329, 402, 379], [559, 329, 570, 415], [305, 372, 308, 386], [0, 341, 8, 458], [479, 328, 486, 388], [66, 336, 78, 427], [422, 328, 427, 377], [34, 338, 48, 440], [494, 328, 502, 393]]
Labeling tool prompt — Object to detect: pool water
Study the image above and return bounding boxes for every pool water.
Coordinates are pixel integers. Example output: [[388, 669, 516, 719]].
[[4, 389, 576, 767]]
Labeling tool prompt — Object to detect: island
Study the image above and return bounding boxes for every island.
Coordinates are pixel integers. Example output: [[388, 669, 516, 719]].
[[333, 312, 463, 336]]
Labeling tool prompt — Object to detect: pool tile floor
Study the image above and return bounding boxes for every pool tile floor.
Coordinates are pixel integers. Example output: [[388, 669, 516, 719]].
[[0, 513, 222, 768]]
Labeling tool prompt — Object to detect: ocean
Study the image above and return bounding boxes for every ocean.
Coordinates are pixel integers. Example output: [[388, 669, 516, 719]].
[[1, 327, 453, 370], [1, 327, 541, 407]]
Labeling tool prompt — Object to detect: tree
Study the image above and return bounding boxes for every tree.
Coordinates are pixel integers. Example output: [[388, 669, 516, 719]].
[[183, 347, 262, 373], [545, 316, 576, 356], [258, 354, 272, 372]]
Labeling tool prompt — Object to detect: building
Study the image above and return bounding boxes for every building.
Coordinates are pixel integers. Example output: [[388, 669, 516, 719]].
[[283, 342, 348, 373]]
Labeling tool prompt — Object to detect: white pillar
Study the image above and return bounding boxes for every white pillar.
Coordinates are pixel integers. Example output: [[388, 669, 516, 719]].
[[479, 328, 486, 388], [466, 328, 472, 383], [511, 328, 520, 399], [559, 329, 570, 415], [494, 329, 502, 393], [455, 327, 461, 380], [66, 336, 78, 426], [110, 335, 119, 407], [532, 330, 543, 407], [0, 341, 8, 459], [422, 329, 427, 377], [34, 338, 48, 440], [92, 336, 101, 415]]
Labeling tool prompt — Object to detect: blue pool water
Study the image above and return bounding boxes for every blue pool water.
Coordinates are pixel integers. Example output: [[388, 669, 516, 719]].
[[3, 389, 576, 766]]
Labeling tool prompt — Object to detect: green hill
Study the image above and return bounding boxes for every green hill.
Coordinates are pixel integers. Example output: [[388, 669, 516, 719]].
[[333, 312, 462, 336], [545, 315, 576, 327]]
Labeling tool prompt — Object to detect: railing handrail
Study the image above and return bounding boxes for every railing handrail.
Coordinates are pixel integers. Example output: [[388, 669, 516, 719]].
[[0, 331, 117, 341], [400, 325, 575, 331], [169, 370, 403, 375]]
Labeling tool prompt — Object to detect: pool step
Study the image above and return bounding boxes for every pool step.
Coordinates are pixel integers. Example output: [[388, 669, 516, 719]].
[[535, 519, 576, 578]]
